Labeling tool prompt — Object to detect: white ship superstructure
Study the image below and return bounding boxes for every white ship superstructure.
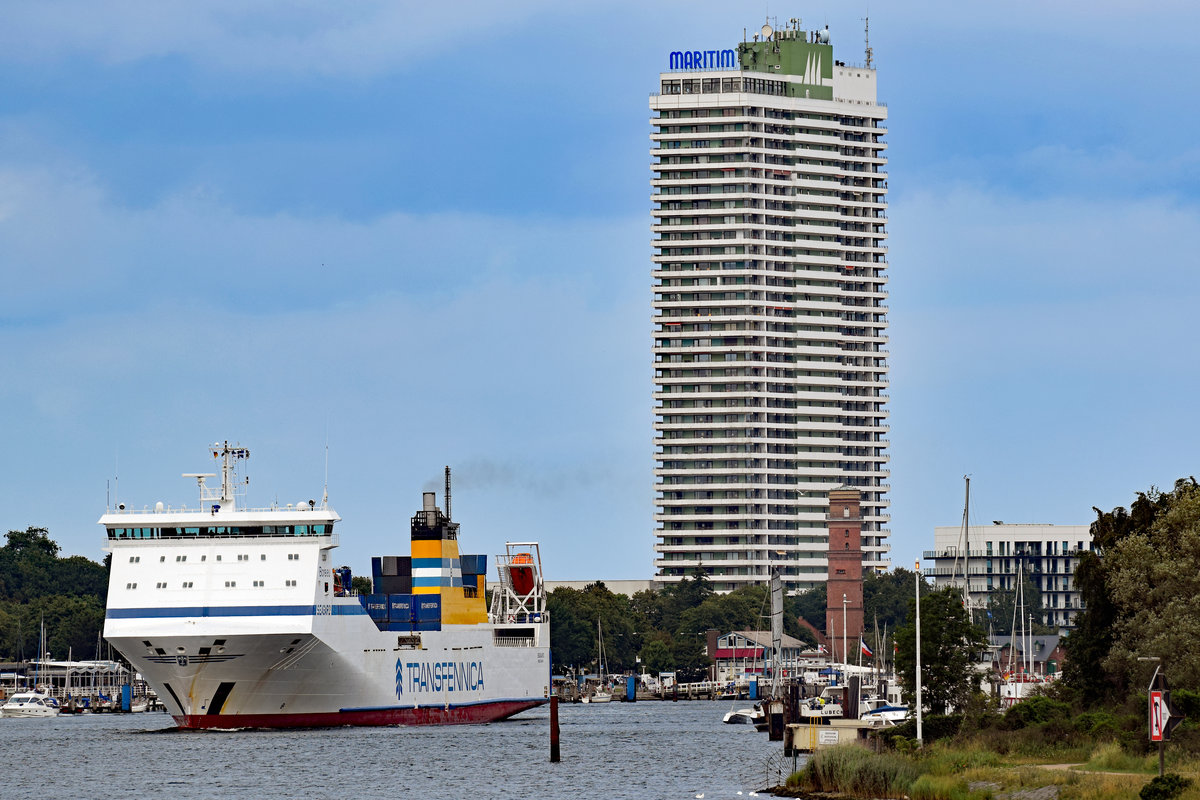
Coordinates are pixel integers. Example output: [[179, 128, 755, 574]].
[[101, 442, 549, 728]]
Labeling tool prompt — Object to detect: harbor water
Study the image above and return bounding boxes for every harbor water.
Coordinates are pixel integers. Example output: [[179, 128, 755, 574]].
[[0, 701, 795, 799]]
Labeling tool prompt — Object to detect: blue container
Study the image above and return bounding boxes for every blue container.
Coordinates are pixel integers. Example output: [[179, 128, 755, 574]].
[[459, 554, 487, 576], [414, 619, 442, 632], [414, 595, 442, 621], [388, 594, 414, 622], [365, 593, 389, 621], [386, 620, 413, 632]]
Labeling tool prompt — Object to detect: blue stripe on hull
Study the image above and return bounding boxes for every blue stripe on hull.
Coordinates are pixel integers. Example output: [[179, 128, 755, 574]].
[[106, 603, 367, 619]]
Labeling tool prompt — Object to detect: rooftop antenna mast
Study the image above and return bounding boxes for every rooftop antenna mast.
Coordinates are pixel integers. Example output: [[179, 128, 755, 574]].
[[863, 16, 873, 68]]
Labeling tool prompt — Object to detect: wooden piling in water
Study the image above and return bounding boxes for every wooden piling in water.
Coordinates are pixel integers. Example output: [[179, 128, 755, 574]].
[[550, 696, 560, 762]]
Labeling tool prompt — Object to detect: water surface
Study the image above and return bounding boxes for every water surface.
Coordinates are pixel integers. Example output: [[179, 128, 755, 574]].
[[0, 701, 798, 799]]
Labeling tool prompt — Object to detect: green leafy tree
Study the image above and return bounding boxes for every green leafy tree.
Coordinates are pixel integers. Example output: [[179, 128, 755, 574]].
[[792, 584, 826, 630], [1102, 479, 1200, 691], [640, 636, 673, 675], [895, 586, 988, 716], [1062, 481, 1186, 705]]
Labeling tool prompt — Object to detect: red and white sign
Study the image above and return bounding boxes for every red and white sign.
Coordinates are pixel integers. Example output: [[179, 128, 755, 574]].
[[1150, 690, 1169, 742]]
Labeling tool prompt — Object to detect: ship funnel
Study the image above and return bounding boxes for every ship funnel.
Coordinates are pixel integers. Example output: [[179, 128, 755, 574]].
[[423, 492, 436, 512]]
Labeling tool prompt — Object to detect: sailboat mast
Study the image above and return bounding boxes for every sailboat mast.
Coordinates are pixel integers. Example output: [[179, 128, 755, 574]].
[[769, 572, 783, 698]]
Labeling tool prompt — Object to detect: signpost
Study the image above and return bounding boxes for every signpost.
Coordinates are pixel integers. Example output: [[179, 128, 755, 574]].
[[1146, 664, 1184, 777]]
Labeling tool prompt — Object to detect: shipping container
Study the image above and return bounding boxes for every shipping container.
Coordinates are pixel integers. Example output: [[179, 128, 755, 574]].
[[376, 576, 412, 595], [365, 594, 389, 621], [388, 594, 415, 623], [414, 619, 442, 632], [385, 620, 413, 633], [415, 595, 442, 621]]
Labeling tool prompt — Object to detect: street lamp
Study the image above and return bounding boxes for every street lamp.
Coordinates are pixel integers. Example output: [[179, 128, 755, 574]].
[[915, 559, 923, 747]]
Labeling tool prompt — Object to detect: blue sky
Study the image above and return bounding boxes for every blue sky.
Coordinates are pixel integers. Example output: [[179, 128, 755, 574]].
[[3, 1, 1198, 581]]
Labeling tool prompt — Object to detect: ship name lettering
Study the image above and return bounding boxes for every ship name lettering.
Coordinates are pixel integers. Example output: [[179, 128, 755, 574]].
[[403, 660, 484, 694]]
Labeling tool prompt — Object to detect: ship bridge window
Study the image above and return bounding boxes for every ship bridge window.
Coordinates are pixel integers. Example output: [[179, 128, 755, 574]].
[[295, 525, 308, 535], [109, 527, 162, 539]]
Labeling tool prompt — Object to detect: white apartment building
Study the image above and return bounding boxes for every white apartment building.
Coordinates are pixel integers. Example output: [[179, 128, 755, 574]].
[[651, 21, 891, 593], [924, 523, 1093, 632]]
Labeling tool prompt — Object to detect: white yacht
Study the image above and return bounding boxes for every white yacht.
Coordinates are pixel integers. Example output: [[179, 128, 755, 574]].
[[0, 690, 61, 718]]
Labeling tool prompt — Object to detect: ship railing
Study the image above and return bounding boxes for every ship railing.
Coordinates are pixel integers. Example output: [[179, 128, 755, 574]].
[[493, 636, 539, 648]]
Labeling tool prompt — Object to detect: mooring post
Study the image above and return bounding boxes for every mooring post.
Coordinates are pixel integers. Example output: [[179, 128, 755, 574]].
[[550, 695, 560, 762]]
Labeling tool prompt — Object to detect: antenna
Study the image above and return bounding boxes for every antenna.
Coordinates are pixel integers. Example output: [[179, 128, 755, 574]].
[[863, 15, 873, 69], [323, 439, 330, 507]]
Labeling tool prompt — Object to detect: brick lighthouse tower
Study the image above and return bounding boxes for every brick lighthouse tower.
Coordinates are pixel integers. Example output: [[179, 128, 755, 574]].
[[825, 487, 865, 664]]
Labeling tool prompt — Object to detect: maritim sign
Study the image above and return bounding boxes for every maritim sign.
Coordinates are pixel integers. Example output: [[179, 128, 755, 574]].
[[669, 49, 737, 70]]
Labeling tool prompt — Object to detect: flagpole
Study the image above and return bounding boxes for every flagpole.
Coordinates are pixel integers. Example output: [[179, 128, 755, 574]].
[[916, 559, 923, 747]]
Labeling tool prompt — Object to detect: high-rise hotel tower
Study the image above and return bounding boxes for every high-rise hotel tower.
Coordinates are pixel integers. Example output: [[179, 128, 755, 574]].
[[651, 20, 890, 592]]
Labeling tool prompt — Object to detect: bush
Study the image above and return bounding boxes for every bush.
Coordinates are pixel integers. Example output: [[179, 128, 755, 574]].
[[876, 714, 964, 748], [1001, 695, 1072, 729], [1139, 773, 1192, 800], [1074, 710, 1123, 740]]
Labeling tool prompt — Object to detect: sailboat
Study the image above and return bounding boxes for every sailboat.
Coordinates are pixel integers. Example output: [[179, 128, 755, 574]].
[[998, 561, 1044, 708], [583, 619, 612, 704]]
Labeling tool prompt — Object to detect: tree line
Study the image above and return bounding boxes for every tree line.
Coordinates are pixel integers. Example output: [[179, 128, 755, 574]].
[[0, 527, 109, 661], [547, 568, 922, 681]]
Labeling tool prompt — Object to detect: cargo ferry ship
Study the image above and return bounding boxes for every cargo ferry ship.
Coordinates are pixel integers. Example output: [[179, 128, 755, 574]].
[[101, 442, 550, 729]]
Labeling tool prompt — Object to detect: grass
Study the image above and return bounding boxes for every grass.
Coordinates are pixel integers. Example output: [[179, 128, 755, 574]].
[[785, 743, 1200, 800]]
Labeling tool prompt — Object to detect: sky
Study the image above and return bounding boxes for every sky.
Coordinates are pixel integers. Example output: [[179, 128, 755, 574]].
[[3, 0, 1199, 581]]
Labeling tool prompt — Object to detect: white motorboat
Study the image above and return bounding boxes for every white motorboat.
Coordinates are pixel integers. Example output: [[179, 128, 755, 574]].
[[722, 706, 763, 725], [1, 690, 61, 718]]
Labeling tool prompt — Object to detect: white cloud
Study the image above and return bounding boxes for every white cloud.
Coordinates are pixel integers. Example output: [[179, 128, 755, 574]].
[[0, 0, 561, 76]]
